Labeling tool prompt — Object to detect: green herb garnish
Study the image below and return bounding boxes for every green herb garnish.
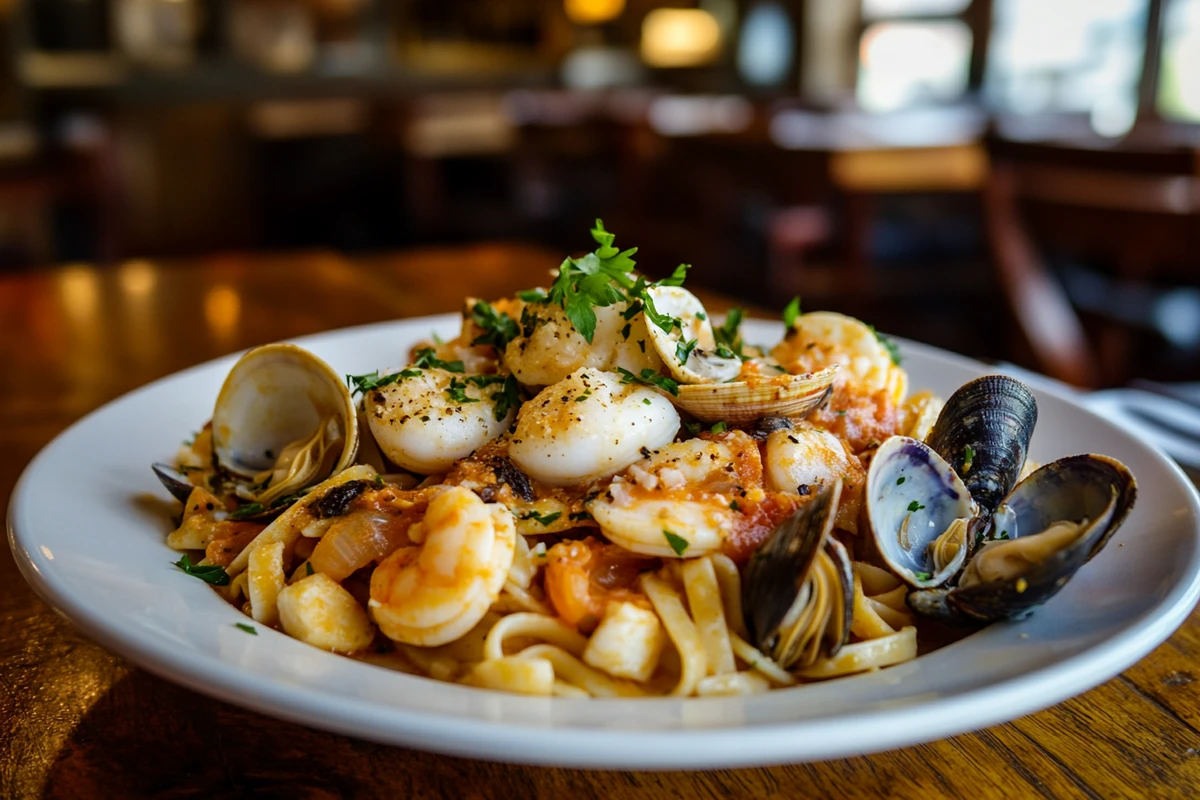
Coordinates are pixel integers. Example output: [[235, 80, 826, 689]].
[[620, 323, 631, 340], [868, 324, 902, 366], [913, 571, 932, 582], [469, 301, 519, 350], [306, 561, 315, 575], [962, 444, 976, 473], [663, 530, 689, 556], [235, 622, 258, 635], [545, 220, 640, 343], [642, 398, 652, 405], [710, 421, 728, 434], [714, 308, 745, 360], [997, 530, 1010, 540], [517, 288, 548, 302], [523, 510, 562, 526], [782, 296, 801, 328], [575, 390, 592, 402], [446, 377, 480, 404], [896, 476, 906, 486], [490, 374, 521, 421], [229, 503, 264, 521], [907, 500, 926, 513], [730, 500, 740, 512], [616, 367, 680, 396], [171, 554, 230, 586], [413, 347, 465, 373], [675, 338, 699, 365]]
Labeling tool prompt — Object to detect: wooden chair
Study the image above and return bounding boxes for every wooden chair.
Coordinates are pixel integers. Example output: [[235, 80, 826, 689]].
[[983, 134, 1200, 388]]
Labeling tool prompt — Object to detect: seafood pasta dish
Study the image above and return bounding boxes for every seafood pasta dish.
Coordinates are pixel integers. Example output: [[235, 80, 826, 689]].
[[155, 222, 1136, 698]]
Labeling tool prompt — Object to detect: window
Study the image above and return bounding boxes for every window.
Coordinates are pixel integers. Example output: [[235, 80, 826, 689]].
[[1158, 0, 1200, 121], [985, 0, 1149, 131], [855, 0, 973, 112]]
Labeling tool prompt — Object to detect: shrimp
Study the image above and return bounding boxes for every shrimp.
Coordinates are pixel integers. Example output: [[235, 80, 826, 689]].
[[369, 486, 516, 647], [771, 311, 896, 399], [508, 368, 680, 486], [503, 300, 663, 388], [365, 368, 515, 474], [764, 427, 866, 533], [587, 431, 765, 558]]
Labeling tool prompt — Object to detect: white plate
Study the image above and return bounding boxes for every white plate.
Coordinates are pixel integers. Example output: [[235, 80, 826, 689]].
[[9, 317, 1200, 769]]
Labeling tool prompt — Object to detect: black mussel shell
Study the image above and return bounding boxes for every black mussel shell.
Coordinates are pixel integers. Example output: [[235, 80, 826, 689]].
[[927, 375, 1037, 517], [742, 480, 841, 651], [152, 463, 200, 503]]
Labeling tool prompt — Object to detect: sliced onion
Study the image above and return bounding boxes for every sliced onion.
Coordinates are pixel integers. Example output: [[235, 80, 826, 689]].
[[310, 512, 408, 581]]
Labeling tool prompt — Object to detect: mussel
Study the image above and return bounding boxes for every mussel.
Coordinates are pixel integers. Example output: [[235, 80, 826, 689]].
[[867, 375, 1137, 624], [742, 480, 853, 669], [155, 343, 360, 512], [643, 286, 838, 423]]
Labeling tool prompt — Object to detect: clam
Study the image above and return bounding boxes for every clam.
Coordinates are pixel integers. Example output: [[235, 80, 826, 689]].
[[742, 480, 853, 669], [866, 375, 1136, 624], [925, 375, 1037, 516], [865, 436, 977, 590], [209, 343, 359, 506], [644, 285, 838, 423]]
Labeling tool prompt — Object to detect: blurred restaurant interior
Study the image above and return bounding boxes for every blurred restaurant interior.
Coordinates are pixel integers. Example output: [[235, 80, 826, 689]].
[[1, 0, 1199, 388]]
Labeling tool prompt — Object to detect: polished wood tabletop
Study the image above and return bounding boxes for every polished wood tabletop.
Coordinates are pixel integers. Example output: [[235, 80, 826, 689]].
[[2, 246, 1198, 798]]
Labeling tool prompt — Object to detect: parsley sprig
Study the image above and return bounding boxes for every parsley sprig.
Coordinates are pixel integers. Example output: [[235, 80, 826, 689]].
[[346, 369, 420, 397], [172, 554, 230, 586], [412, 347, 464, 373], [714, 308, 746, 360], [469, 301, 519, 350], [522, 510, 562, 526], [616, 367, 680, 396]]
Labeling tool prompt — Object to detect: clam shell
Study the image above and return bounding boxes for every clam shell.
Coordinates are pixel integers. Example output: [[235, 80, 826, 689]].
[[673, 366, 838, 424], [866, 435, 977, 589], [212, 343, 359, 503], [643, 286, 741, 384], [926, 375, 1037, 516], [910, 453, 1136, 624]]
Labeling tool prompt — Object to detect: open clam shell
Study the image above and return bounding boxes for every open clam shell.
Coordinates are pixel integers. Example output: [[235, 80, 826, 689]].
[[643, 286, 742, 384], [212, 343, 359, 505], [742, 480, 853, 669], [926, 375, 1037, 517], [866, 435, 977, 589], [908, 454, 1137, 624], [673, 366, 838, 424]]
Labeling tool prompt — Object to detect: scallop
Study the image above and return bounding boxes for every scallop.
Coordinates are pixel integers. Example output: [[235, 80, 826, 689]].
[[508, 368, 680, 486], [210, 343, 358, 506]]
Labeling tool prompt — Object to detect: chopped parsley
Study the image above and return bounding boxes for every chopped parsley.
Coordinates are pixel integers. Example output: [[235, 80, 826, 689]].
[[346, 370, 417, 397], [868, 324, 902, 366], [568, 511, 593, 522], [997, 530, 1010, 540], [683, 420, 703, 435], [729, 500, 740, 512], [836, 410, 847, 416], [373, 474, 385, 487], [642, 398, 652, 405], [543, 220, 640, 343], [663, 530, 689, 556], [171, 554, 230, 586], [907, 500, 926, 513], [517, 288, 548, 302], [696, 311, 707, 320], [305, 561, 315, 575], [714, 308, 745, 360], [620, 323, 632, 340], [445, 377, 480, 404], [575, 390, 592, 402], [710, 421, 728, 434], [229, 502, 264, 521], [616, 367, 680, 396], [675, 338, 699, 365], [523, 510, 562, 526], [234, 622, 258, 635], [913, 571, 932, 582], [491, 374, 521, 421], [469, 301, 519, 350], [412, 347, 465, 373], [962, 444, 976, 474], [896, 476, 906, 486], [782, 296, 802, 328]]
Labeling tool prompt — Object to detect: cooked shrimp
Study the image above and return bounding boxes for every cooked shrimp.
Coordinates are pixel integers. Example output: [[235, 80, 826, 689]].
[[764, 427, 865, 533], [369, 486, 516, 647], [503, 300, 662, 388], [365, 368, 515, 474], [771, 311, 894, 397], [588, 432, 765, 558], [508, 368, 679, 486]]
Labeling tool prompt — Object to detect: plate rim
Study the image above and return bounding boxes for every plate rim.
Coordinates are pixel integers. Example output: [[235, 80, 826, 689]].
[[9, 316, 1200, 768]]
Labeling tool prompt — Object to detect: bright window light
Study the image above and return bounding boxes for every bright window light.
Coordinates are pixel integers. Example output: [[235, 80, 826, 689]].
[[862, 0, 970, 20], [856, 20, 972, 112], [1158, 0, 1200, 121], [737, 2, 795, 86]]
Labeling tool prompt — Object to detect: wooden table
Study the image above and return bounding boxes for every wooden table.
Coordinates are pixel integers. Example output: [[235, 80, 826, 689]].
[[2, 246, 1199, 798]]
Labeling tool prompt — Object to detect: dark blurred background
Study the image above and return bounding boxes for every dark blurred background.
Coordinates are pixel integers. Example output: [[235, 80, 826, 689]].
[[0, 0, 1198, 387]]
